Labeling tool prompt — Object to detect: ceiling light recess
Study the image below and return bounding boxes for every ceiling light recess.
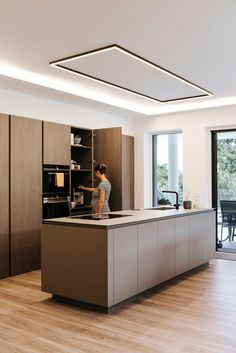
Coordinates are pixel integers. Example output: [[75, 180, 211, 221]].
[[50, 44, 213, 103]]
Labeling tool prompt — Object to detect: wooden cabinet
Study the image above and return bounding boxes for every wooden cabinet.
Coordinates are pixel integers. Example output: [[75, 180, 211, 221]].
[[43, 121, 70, 165], [94, 127, 134, 211], [42, 210, 215, 309], [202, 212, 215, 263], [138, 222, 158, 292], [174, 216, 190, 275], [0, 114, 10, 279], [69, 125, 134, 214], [189, 212, 215, 269], [10, 116, 42, 275], [157, 219, 175, 283], [70, 127, 93, 213], [122, 135, 134, 210], [113, 225, 138, 304]]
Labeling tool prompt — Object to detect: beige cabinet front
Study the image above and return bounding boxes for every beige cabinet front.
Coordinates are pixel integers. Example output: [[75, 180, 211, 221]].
[[113, 225, 138, 304], [157, 219, 175, 283], [189, 214, 203, 269], [202, 212, 215, 262], [138, 221, 158, 292], [174, 216, 190, 276]]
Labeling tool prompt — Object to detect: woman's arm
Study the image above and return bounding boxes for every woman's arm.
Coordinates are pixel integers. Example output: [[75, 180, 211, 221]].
[[78, 185, 96, 192], [96, 189, 105, 213]]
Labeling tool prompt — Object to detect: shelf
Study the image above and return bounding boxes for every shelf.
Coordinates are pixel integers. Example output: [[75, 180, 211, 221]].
[[71, 205, 92, 210], [70, 127, 93, 209], [71, 169, 92, 172], [71, 145, 92, 149]]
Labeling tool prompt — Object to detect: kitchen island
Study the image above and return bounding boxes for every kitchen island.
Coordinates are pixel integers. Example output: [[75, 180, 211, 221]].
[[42, 208, 215, 311]]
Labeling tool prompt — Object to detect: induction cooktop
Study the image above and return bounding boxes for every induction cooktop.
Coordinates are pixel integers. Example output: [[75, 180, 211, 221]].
[[70, 213, 132, 220]]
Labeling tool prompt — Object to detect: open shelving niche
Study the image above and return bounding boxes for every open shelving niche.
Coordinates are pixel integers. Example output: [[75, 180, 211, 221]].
[[70, 127, 94, 215]]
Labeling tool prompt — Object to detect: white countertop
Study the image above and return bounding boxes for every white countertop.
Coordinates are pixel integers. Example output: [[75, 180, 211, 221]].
[[43, 208, 215, 229]]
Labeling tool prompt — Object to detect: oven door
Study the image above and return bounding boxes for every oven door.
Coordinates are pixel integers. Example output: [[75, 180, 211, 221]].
[[43, 197, 70, 219], [43, 165, 70, 195]]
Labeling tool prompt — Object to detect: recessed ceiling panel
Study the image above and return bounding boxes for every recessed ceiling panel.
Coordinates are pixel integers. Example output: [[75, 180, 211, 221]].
[[50, 45, 212, 103]]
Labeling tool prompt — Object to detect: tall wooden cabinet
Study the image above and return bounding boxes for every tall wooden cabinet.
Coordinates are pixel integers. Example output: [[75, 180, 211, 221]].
[[43, 121, 71, 165], [122, 135, 134, 210], [0, 115, 135, 278], [70, 126, 134, 213], [10, 116, 42, 275], [94, 127, 134, 211], [0, 114, 10, 279]]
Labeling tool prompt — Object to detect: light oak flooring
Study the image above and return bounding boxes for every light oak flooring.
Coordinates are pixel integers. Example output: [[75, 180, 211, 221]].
[[1, 259, 236, 353]]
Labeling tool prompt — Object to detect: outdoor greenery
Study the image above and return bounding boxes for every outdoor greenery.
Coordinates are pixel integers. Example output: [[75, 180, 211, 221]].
[[217, 138, 236, 201], [156, 163, 183, 204], [156, 163, 168, 190]]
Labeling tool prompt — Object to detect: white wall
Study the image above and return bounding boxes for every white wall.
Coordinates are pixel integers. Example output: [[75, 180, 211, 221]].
[[134, 105, 236, 209], [2, 86, 236, 211], [0, 87, 135, 135]]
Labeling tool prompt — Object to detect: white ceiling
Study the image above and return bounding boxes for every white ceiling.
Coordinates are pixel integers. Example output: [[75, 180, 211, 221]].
[[0, 0, 236, 117]]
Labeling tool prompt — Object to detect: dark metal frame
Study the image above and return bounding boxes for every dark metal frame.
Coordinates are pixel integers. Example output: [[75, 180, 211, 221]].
[[211, 128, 236, 250], [152, 135, 157, 207], [50, 44, 212, 103]]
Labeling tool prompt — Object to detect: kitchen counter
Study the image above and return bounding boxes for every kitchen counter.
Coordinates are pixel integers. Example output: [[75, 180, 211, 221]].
[[43, 207, 214, 229], [42, 208, 215, 311]]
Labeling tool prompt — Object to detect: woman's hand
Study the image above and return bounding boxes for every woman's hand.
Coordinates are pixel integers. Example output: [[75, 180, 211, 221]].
[[78, 185, 96, 192]]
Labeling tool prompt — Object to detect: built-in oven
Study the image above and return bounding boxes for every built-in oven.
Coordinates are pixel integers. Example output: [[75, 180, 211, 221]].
[[43, 165, 70, 195], [43, 165, 70, 219], [43, 196, 70, 219]]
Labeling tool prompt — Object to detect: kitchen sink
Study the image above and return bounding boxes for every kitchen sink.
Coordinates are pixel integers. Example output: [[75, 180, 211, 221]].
[[70, 213, 132, 220], [145, 206, 175, 210]]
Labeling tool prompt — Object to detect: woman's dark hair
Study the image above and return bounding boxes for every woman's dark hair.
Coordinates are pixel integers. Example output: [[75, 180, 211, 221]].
[[94, 163, 107, 175]]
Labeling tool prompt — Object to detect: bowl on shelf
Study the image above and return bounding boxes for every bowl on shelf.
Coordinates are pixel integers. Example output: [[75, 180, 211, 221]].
[[74, 136, 81, 145]]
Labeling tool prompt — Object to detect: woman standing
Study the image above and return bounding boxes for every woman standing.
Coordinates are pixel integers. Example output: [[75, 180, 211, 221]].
[[79, 163, 111, 214]]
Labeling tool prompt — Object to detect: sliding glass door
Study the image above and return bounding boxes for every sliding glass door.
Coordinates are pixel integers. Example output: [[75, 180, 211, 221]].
[[212, 130, 236, 253]]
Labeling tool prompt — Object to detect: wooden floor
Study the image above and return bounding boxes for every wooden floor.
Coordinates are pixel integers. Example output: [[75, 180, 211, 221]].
[[1, 259, 236, 353]]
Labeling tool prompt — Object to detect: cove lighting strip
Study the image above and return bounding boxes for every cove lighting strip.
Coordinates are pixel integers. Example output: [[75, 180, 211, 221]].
[[50, 44, 212, 103]]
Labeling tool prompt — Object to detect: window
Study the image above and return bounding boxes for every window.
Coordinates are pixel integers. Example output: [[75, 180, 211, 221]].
[[152, 132, 183, 206], [212, 129, 236, 253]]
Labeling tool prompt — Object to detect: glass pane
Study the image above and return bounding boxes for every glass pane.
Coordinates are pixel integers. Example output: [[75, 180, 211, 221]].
[[217, 132, 236, 201], [153, 132, 182, 206], [216, 131, 236, 253]]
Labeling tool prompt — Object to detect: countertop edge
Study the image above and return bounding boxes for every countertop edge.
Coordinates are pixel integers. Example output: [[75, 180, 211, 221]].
[[42, 208, 215, 230]]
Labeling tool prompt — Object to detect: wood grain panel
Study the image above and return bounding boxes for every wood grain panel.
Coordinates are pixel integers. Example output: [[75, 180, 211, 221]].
[[122, 135, 134, 210], [11, 116, 42, 275], [43, 121, 70, 165], [42, 224, 108, 307], [0, 114, 9, 278], [94, 127, 122, 211]]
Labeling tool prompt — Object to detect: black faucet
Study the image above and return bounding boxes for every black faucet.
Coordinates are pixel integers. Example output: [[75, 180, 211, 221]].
[[162, 190, 180, 210]]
